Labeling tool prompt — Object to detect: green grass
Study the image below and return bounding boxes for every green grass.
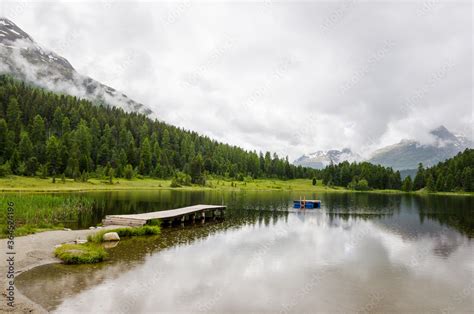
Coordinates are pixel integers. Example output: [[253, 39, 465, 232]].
[[54, 243, 108, 264], [0, 194, 94, 238], [0, 176, 171, 192], [0, 176, 339, 192], [87, 225, 161, 243], [0, 176, 472, 195], [54, 226, 161, 265]]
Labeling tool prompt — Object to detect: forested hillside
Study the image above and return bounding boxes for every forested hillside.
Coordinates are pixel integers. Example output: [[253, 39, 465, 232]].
[[316, 149, 474, 193], [412, 149, 474, 192], [317, 161, 402, 190], [0, 75, 315, 182]]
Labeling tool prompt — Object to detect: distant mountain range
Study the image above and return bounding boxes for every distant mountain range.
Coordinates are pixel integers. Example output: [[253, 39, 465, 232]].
[[294, 126, 472, 171], [293, 148, 360, 169], [368, 126, 472, 170], [0, 18, 152, 115]]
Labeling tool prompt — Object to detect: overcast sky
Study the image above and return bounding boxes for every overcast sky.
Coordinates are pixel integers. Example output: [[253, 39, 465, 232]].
[[1, 0, 472, 160]]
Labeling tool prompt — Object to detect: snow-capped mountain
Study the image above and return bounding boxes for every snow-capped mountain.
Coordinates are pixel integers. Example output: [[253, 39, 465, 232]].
[[368, 126, 472, 170], [0, 18, 152, 115], [294, 126, 472, 170], [293, 148, 360, 169]]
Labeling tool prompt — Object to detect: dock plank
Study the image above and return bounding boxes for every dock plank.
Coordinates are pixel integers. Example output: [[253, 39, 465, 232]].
[[103, 204, 226, 226]]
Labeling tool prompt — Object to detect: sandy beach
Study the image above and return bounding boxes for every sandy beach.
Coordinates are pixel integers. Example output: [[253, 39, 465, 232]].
[[0, 226, 122, 313]]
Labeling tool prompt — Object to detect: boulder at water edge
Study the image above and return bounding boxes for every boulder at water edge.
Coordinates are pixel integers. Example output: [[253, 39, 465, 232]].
[[103, 232, 120, 241]]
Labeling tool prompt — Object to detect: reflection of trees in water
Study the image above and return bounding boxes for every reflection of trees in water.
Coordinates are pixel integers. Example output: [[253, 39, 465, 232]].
[[74, 190, 292, 228], [16, 236, 159, 311], [327, 213, 393, 224], [16, 211, 289, 311], [321, 193, 473, 239], [72, 191, 472, 238], [322, 192, 401, 212], [322, 193, 399, 220], [415, 195, 474, 238], [18, 192, 473, 311]]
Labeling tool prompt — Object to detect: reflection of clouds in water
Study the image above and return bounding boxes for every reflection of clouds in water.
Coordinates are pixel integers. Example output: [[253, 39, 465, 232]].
[[52, 213, 473, 313]]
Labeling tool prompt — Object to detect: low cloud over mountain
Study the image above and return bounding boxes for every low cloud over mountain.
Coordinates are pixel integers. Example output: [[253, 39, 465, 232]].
[[0, 18, 152, 115], [295, 126, 472, 171]]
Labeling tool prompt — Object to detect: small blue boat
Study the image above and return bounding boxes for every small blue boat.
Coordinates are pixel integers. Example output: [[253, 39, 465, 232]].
[[293, 199, 321, 209]]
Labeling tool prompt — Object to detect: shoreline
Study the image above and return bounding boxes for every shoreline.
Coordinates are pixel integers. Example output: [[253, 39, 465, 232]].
[[0, 226, 123, 313], [0, 176, 472, 196]]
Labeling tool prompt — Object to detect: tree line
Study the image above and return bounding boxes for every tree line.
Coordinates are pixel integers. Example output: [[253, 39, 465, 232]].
[[406, 149, 474, 192], [316, 161, 402, 190], [0, 75, 316, 183], [315, 149, 474, 193]]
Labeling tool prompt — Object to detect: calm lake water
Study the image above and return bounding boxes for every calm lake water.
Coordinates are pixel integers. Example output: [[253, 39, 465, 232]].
[[17, 191, 474, 313]]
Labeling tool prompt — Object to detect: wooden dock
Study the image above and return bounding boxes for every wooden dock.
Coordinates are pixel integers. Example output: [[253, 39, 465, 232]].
[[102, 204, 226, 226]]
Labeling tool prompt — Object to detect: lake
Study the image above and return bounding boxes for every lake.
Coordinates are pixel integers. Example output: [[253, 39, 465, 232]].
[[16, 191, 474, 313]]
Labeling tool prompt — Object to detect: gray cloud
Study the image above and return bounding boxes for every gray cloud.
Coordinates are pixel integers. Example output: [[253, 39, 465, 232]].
[[1, 0, 471, 160]]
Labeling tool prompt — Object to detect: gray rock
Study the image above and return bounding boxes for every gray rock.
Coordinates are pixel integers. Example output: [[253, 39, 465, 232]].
[[102, 232, 120, 241]]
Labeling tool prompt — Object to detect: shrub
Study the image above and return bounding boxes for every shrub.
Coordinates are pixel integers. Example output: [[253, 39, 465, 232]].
[[80, 171, 89, 182], [171, 171, 191, 187], [124, 164, 134, 180], [54, 243, 108, 264], [347, 178, 370, 191], [94, 165, 106, 178], [25, 157, 38, 176], [39, 164, 48, 178], [0, 162, 11, 177], [170, 178, 181, 187]]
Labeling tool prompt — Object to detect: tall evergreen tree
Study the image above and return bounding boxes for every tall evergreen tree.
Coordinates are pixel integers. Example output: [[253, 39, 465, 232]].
[[19, 132, 33, 162], [46, 135, 61, 175], [0, 119, 8, 163], [139, 137, 152, 174], [426, 174, 436, 192], [401, 176, 413, 192], [6, 97, 21, 141], [413, 163, 425, 191]]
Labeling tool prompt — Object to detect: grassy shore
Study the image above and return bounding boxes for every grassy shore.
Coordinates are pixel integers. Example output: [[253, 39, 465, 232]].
[[54, 226, 161, 264], [0, 175, 472, 195], [0, 193, 94, 237], [0, 175, 344, 192]]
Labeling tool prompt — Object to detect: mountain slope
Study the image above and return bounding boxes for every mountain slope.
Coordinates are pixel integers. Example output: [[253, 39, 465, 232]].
[[293, 148, 360, 169], [0, 18, 152, 115], [368, 126, 472, 170], [0, 74, 315, 180], [293, 126, 472, 171]]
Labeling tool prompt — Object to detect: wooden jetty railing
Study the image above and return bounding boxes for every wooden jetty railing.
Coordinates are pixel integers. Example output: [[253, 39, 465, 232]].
[[102, 204, 226, 226]]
